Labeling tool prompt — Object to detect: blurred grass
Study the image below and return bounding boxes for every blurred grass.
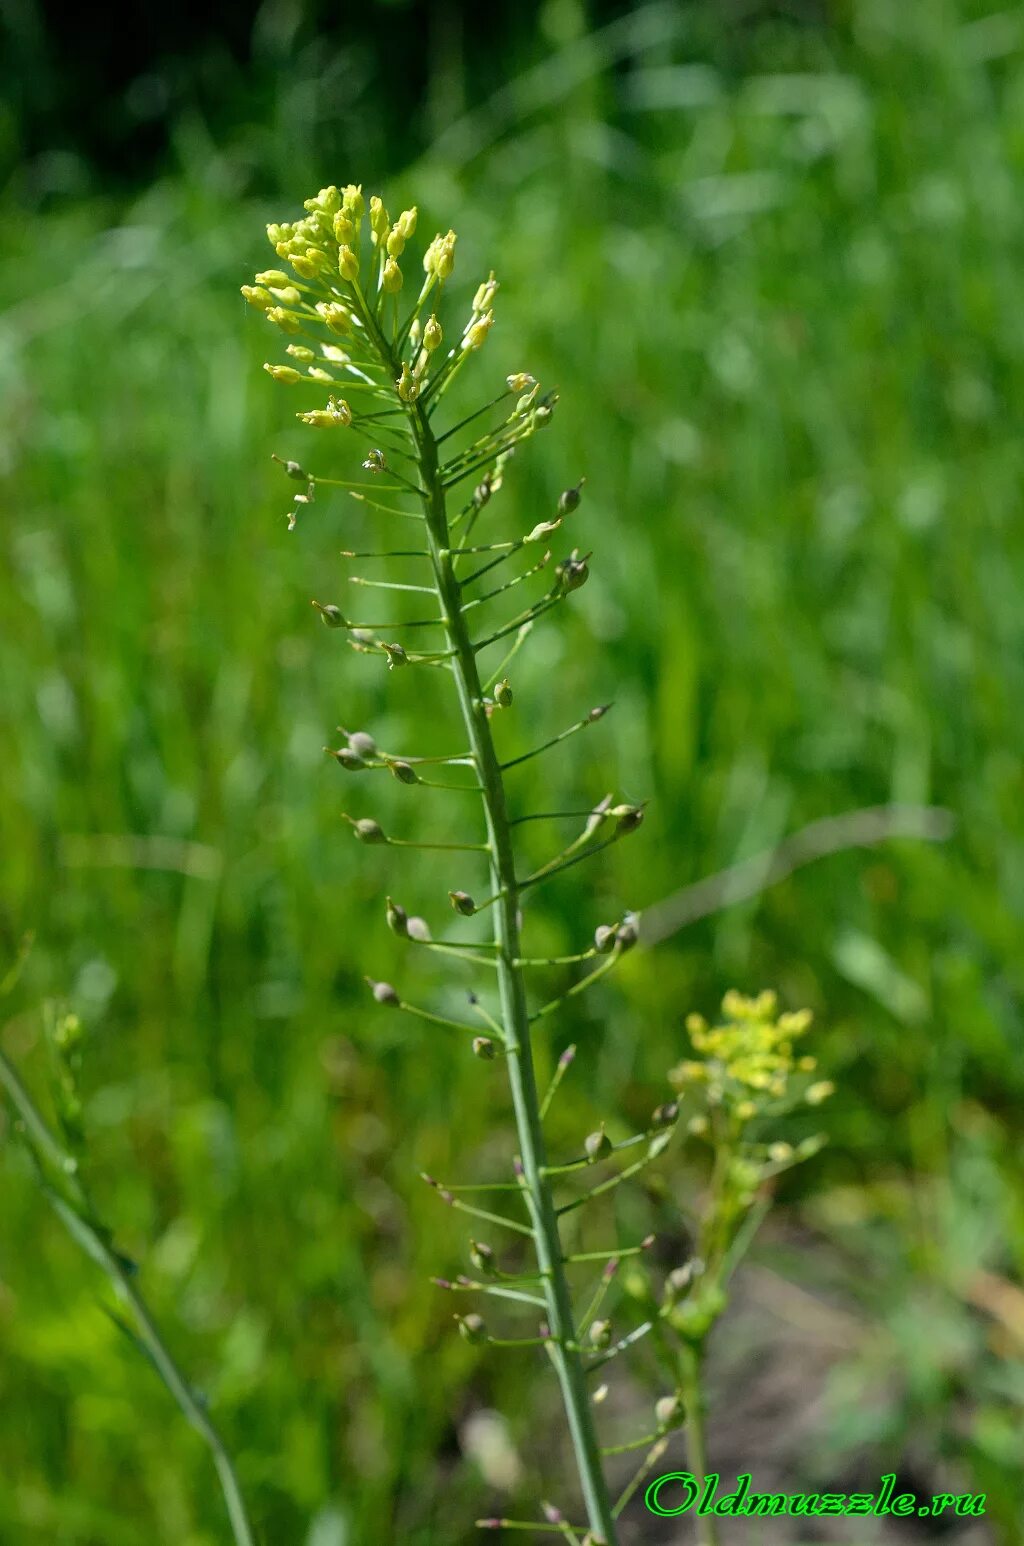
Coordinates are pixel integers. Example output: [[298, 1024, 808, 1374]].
[[1, 0, 1023, 1540]]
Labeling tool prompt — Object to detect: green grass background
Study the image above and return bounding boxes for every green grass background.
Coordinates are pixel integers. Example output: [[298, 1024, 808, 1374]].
[[1, 0, 1023, 1540]]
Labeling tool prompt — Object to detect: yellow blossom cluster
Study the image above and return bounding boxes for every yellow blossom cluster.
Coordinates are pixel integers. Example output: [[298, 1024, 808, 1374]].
[[670, 989, 832, 1127]]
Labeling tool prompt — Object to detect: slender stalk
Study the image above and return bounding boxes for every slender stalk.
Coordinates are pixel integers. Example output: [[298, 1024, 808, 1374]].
[[0, 1049, 257, 1546], [679, 1343, 718, 1546], [408, 402, 620, 1545]]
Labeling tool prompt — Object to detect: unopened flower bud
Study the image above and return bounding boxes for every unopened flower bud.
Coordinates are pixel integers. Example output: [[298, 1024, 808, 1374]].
[[588, 1319, 612, 1349], [473, 274, 499, 312], [263, 363, 302, 384], [342, 184, 364, 218], [338, 245, 359, 281], [316, 301, 351, 335], [369, 195, 389, 245], [382, 258, 403, 294], [558, 480, 585, 515], [805, 1080, 835, 1105], [313, 601, 346, 628], [449, 890, 476, 916], [368, 978, 399, 1006], [386, 898, 409, 936], [768, 1142, 794, 1163], [457, 1313, 487, 1345], [241, 285, 272, 309], [396, 363, 419, 402], [333, 210, 355, 245], [285, 345, 316, 363], [493, 678, 513, 708], [585, 1127, 613, 1163], [472, 1036, 496, 1060], [469, 1241, 496, 1276], [422, 314, 442, 352], [462, 309, 494, 351], [655, 1394, 686, 1430]]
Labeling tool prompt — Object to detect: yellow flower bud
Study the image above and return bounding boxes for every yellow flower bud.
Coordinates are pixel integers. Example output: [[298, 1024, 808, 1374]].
[[321, 344, 349, 364], [436, 230, 457, 279], [462, 309, 494, 351], [768, 1142, 794, 1163], [382, 258, 403, 294], [255, 269, 290, 286], [342, 184, 364, 218], [369, 195, 390, 246], [286, 345, 315, 362], [396, 363, 419, 402], [333, 211, 355, 245], [290, 253, 318, 280], [307, 367, 334, 382], [473, 274, 499, 312], [386, 227, 405, 257], [268, 285, 302, 306], [735, 1099, 757, 1121], [263, 363, 302, 384], [305, 185, 341, 215], [397, 207, 417, 238], [338, 245, 359, 282], [315, 301, 351, 335], [266, 308, 301, 334], [423, 314, 442, 352], [805, 1080, 835, 1106], [241, 285, 272, 309]]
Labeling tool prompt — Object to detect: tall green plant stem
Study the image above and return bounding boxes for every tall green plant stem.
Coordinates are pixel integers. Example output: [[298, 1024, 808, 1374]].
[[679, 1342, 718, 1546], [0, 1049, 256, 1546], [407, 400, 620, 1545]]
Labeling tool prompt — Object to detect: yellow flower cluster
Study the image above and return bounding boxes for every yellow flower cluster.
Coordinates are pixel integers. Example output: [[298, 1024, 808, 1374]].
[[670, 989, 831, 1126]]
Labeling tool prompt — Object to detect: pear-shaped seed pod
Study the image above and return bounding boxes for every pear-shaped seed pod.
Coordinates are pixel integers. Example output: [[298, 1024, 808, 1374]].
[[389, 760, 419, 784], [457, 1313, 487, 1345], [472, 1036, 496, 1060], [584, 1127, 613, 1163], [386, 898, 409, 936], [347, 731, 377, 759], [449, 890, 476, 916], [352, 818, 387, 844]]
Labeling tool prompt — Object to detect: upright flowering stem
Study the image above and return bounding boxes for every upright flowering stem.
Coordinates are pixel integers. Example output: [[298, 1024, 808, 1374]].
[[408, 402, 620, 1544]]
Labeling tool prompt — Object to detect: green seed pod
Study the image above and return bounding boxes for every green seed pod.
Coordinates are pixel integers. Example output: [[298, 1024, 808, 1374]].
[[457, 1313, 487, 1345], [655, 1394, 686, 1431], [406, 915, 432, 943], [594, 924, 617, 954], [614, 914, 640, 951], [469, 1241, 497, 1276], [351, 818, 387, 845], [313, 600, 346, 628], [584, 1127, 613, 1163], [389, 760, 419, 784], [667, 1285, 727, 1342], [493, 679, 513, 708], [612, 805, 645, 837], [386, 898, 409, 937], [382, 642, 408, 669], [588, 1319, 612, 1350], [368, 979, 399, 1006], [328, 746, 366, 771], [651, 1100, 679, 1129], [449, 890, 476, 916], [663, 1261, 700, 1305], [558, 480, 585, 515], [473, 479, 492, 509], [556, 550, 590, 592], [472, 1036, 496, 1060], [347, 731, 377, 759]]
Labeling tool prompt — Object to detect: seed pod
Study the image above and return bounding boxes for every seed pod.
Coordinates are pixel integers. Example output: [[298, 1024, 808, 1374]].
[[386, 898, 409, 937], [449, 890, 476, 916], [347, 731, 377, 759], [473, 479, 492, 509], [406, 915, 432, 943], [277, 457, 309, 480], [663, 1261, 700, 1304], [588, 1319, 612, 1350], [469, 1241, 496, 1276], [651, 1101, 679, 1129], [351, 818, 387, 845], [558, 480, 585, 515], [614, 914, 640, 952], [327, 746, 366, 771], [368, 979, 399, 1006], [655, 1394, 686, 1430], [389, 760, 419, 785], [556, 550, 590, 592], [594, 923, 617, 954], [584, 1127, 613, 1163], [612, 805, 645, 838], [313, 600, 346, 628], [457, 1313, 487, 1345], [493, 678, 513, 708], [382, 642, 408, 670], [472, 1036, 496, 1060], [587, 704, 610, 722]]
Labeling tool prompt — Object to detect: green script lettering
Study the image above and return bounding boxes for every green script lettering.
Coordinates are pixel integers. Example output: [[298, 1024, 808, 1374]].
[[846, 1493, 872, 1515], [789, 1494, 822, 1516], [645, 1472, 699, 1517], [714, 1473, 751, 1516], [741, 1492, 787, 1518], [955, 1494, 986, 1517]]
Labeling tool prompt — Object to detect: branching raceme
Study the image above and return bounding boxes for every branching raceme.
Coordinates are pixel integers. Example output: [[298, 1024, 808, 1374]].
[[246, 184, 835, 1545]]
